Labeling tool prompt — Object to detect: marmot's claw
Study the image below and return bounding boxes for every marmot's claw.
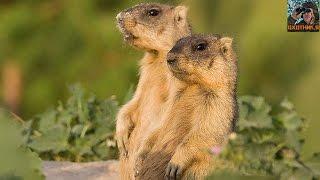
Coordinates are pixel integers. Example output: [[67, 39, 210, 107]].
[[134, 170, 140, 177], [121, 150, 128, 158], [117, 138, 129, 158], [165, 163, 183, 180]]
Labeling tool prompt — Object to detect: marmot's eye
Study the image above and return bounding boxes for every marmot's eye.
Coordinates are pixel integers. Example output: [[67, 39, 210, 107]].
[[148, 9, 160, 16], [195, 43, 208, 51]]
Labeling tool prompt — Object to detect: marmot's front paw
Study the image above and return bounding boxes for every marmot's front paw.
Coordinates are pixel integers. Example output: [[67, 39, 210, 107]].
[[134, 151, 148, 177], [116, 118, 134, 157], [165, 162, 185, 180], [116, 130, 130, 157]]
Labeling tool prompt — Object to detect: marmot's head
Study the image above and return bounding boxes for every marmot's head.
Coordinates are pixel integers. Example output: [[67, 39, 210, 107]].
[[117, 3, 191, 52], [167, 34, 237, 90]]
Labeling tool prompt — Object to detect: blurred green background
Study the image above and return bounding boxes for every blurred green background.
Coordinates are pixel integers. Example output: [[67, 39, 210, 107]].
[[0, 0, 319, 156]]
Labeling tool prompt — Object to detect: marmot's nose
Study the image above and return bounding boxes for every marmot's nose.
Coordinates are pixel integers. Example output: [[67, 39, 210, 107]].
[[167, 53, 178, 65], [167, 58, 177, 65], [116, 12, 123, 22]]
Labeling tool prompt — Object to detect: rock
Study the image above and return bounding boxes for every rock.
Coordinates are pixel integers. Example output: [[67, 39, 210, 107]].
[[43, 160, 119, 180]]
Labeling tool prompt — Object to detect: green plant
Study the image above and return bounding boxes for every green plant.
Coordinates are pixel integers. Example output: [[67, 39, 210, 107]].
[[208, 96, 320, 179], [24, 85, 119, 162], [0, 110, 43, 180], [2, 84, 319, 179]]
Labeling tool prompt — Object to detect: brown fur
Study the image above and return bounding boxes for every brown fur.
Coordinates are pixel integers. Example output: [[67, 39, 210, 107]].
[[116, 3, 191, 179], [135, 34, 238, 180]]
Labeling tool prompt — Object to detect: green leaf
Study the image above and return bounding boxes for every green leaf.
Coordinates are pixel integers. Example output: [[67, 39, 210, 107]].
[[280, 98, 294, 111], [238, 96, 273, 130], [25, 84, 118, 162], [29, 125, 69, 153], [305, 153, 320, 177], [37, 110, 57, 133], [216, 96, 314, 179], [0, 111, 44, 180], [276, 111, 303, 131]]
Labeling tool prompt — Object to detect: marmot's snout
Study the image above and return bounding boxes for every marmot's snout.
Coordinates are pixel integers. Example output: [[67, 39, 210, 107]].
[[116, 10, 138, 42], [167, 38, 186, 67], [116, 12, 126, 34], [116, 11, 136, 27], [116, 12, 124, 23], [167, 53, 178, 66]]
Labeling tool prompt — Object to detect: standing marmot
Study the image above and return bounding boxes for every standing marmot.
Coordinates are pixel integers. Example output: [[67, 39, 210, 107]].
[[135, 34, 238, 180], [116, 3, 192, 179]]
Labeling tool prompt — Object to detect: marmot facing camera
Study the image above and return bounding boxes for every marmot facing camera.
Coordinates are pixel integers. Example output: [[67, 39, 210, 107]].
[[135, 34, 238, 180]]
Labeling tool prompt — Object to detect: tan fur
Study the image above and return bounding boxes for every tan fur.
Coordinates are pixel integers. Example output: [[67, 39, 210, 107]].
[[135, 35, 238, 180], [116, 3, 191, 179]]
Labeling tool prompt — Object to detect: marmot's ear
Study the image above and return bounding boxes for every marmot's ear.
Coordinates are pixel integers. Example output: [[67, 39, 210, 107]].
[[174, 6, 188, 25], [220, 37, 233, 56]]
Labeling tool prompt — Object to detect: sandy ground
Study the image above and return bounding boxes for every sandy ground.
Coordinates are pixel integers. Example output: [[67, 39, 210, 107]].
[[43, 160, 119, 180]]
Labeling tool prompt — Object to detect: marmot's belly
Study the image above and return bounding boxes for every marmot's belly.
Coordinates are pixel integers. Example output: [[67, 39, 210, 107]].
[[134, 105, 167, 148], [123, 99, 169, 179]]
